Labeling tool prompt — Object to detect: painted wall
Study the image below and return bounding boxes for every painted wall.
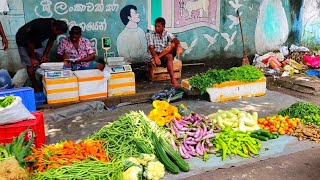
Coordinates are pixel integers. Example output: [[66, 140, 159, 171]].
[[301, 0, 320, 48], [0, 0, 307, 74]]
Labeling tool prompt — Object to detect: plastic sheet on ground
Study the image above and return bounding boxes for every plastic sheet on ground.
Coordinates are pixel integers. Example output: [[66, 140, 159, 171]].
[[165, 136, 320, 179], [44, 101, 105, 124]]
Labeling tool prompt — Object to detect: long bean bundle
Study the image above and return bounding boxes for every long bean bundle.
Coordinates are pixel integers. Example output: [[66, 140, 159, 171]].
[[30, 160, 123, 180], [90, 111, 164, 162]]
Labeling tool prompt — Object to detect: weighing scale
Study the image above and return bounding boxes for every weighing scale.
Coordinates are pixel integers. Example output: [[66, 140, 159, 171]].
[[101, 37, 132, 74]]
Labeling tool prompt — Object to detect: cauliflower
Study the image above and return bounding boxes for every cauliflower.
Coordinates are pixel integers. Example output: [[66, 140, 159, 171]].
[[123, 166, 143, 180], [137, 154, 156, 165], [144, 161, 165, 180], [126, 157, 141, 165]]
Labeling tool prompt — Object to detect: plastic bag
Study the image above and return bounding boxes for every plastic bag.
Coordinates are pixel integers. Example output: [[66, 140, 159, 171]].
[[12, 69, 28, 87], [103, 65, 112, 81], [290, 44, 309, 52], [149, 87, 186, 102], [304, 55, 320, 68], [0, 69, 13, 89], [0, 96, 35, 125]]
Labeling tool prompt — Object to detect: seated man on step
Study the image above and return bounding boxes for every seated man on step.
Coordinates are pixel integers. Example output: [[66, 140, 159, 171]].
[[146, 17, 183, 87], [57, 26, 104, 71]]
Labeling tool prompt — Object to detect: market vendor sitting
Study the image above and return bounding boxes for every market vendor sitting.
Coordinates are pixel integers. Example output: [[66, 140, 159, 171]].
[[57, 26, 104, 71]]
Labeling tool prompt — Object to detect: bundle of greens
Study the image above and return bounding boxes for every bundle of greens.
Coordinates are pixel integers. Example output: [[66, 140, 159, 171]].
[[189, 66, 264, 94], [0, 95, 15, 108]]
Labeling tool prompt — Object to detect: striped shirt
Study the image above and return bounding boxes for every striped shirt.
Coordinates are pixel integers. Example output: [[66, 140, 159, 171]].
[[146, 30, 175, 53]]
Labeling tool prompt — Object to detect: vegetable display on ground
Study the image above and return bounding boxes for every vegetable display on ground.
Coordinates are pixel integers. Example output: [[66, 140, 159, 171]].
[[189, 66, 264, 94], [213, 127, 261, 160], [90, 111, 164, 162], [208, 109, 260, 132], [167, 113, 218, 159], [258, 115, 301, 135], [278, 102, 320, 126]]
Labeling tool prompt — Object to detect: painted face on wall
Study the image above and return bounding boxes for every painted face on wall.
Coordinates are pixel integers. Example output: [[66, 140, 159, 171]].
[[129, 9, 140, 23], [155, 23, 165, 34]]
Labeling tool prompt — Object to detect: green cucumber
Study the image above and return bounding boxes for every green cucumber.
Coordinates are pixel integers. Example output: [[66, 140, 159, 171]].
[[159, 137, 190, 172], [250, 134, 269, 141], [151, 133, 180, 174]]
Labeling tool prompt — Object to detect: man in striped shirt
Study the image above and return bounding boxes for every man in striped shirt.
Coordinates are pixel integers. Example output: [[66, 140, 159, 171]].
[[146, 17, 183, 87]]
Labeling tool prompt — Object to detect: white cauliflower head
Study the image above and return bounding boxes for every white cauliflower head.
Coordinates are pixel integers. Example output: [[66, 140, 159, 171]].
[[123, 166, 143, 180], [144, 161, 165, 180]]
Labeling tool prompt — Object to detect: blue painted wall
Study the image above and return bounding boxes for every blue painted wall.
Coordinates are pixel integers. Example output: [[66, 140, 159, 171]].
[[0, 0, 307, 73]]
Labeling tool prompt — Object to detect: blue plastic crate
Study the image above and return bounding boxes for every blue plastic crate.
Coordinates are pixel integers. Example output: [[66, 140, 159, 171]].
[[0, 87, 36, 112], [34, 92, 47, 105]]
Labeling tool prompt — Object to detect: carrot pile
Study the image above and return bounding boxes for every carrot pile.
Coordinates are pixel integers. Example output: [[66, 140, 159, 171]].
[[25, 140, 110, 173]]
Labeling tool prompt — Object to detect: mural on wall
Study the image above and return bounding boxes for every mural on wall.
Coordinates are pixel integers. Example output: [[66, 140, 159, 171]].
[[254, 0, 289, 54], [30, 0, 121, 56], [148, 0, 220, 33], [302, 0, 320, 46], [148, 0, 223, 56], [116, 5, 147, 61]]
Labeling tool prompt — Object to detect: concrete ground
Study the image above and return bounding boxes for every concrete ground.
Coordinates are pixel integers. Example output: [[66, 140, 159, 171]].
[[39, 65, 320, 179], [43, 90, 320, 180]]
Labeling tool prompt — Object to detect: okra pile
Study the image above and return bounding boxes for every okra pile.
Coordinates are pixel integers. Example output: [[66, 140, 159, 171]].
[[213, 127, 261, 161]]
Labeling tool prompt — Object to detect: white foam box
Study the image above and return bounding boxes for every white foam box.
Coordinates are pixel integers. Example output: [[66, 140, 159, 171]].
[[206, 77, 267, 102], [73, 69, 108, 100], [108, 72, 136, 97], [182, 77, 266, 102], [42, 74, 79, 104]]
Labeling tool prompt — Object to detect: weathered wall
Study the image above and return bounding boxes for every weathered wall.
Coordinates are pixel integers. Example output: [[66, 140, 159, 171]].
[[301, 0, 320, 48], [0, 0, 305, 73]]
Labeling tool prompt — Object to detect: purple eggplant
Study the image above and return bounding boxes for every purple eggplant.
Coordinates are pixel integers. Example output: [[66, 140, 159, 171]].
[[181, 144, 191, 159], [194, 129, 203, 142], [179, 145, 189, 159], [173, 119, 183, 130], [195, 142, 203, 156], [202, 123, 207, 136], [194, 128, 201, 138], [185, 140, 197, 145], [186, 132, 196, 136]]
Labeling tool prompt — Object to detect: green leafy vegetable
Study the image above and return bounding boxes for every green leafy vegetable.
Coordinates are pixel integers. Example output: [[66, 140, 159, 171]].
[[189, 66, 264, 94], [0, 95, 15, 108], [278, 102, 320, 126]]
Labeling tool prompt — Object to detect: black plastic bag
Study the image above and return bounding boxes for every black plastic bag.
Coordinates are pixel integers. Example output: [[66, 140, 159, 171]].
[[149, 87, 186, 102]]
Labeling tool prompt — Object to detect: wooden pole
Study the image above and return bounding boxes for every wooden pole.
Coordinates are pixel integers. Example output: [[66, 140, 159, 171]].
[[237, 10, 250, 66]]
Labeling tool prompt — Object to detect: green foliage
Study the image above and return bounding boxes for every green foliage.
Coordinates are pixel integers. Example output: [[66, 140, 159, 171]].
[[189, 66, 264, 94]]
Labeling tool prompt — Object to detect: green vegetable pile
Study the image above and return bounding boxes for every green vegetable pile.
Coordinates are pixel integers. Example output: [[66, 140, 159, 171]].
[[278, 102, 320, 126], [31, 160, 123, 180], [90, 111, 164, 162], [0, 95, 15, 108], [213, 127, 261, 160], [189, 66, 264, 94]]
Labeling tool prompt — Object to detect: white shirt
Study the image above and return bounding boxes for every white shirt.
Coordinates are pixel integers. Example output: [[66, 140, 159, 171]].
[[117, 27, 147, 60]]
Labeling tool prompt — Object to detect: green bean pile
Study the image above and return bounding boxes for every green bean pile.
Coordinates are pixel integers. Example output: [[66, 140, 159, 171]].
[[31, 160, 123, 180], [90, 111, 164, 162]]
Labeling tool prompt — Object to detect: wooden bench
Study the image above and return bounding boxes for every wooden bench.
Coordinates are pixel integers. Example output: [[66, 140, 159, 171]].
[[148, 59, 182, 81]]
